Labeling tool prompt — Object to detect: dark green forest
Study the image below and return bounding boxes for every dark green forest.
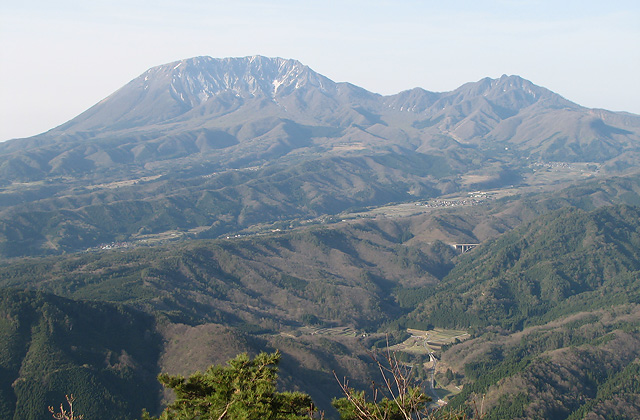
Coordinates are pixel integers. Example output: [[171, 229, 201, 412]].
[[0, 289, 161, 420]]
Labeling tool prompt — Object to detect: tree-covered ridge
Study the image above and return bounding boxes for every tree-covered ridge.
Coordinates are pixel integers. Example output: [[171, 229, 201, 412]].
[[409, 204, 640, 331], [441, 304, 640, 419], [0, 289, 162, 420], [0, 224, 456, 330], [1, 204, 640, 418]]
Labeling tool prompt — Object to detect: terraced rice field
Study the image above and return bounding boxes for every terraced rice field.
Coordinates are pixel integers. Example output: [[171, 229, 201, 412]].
[[391, 328, 470, 354], [299, 326, 359, 337]]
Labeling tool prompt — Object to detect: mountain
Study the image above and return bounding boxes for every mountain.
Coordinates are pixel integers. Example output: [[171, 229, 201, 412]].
[[0, 56, 382, 178], [1, 56, 639, 181], [3, 55, 640, 419], [1, 56, 639, 258], [53, 56, 350, 133]]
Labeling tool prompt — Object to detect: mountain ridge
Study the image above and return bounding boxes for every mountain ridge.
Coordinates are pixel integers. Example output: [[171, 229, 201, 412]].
[[56, 58, 572, 135], [2, 56, 638, 167], [4, 56, 632, 147], [1, 55, 640, 257]]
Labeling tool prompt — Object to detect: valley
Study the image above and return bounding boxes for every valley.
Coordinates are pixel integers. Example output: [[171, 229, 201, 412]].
[[1, 56, 640, 419], [33, 159, 604, 256]]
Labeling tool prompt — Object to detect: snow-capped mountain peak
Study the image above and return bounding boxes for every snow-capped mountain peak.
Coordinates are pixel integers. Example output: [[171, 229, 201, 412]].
[[150, 56, 332, 104]]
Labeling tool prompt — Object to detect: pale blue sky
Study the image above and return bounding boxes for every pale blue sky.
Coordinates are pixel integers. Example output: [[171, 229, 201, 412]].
[[1, 0, 639, 141]]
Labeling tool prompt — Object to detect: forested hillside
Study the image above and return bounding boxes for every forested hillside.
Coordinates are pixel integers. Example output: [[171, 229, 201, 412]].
[[441, 305, 640, 419], [408, 205, 640, 419], [0, 221, 458, 419], [0, 289, 161, 420], [0, 225, 457, 329], [409, 205, 640, 330], [0, 204, 639, 419]]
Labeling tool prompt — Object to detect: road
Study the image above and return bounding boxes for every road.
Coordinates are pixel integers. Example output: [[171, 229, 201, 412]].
[[422, 333, 445, 405]]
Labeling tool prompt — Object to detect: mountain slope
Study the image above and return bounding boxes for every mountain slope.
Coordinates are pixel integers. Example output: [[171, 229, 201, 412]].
[[399, 204, 640, 419], [0, 289, 161, 420], [408, 204, 640, 330], [443, 305, 640, 419], [1, 56, 639, 258], [0, 222, 458, 328], [1, 56, 639, 183]]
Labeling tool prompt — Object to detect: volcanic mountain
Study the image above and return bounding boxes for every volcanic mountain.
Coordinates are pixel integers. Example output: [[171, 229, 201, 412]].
[[1, 56, 640, 258], [2, 55, 640, 182]]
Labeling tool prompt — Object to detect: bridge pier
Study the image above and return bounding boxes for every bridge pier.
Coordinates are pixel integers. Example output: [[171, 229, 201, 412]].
[[451, 243, 478, 253]]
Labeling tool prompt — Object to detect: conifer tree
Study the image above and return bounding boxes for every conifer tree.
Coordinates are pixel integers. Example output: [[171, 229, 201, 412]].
[[143, 351, 315, 420]]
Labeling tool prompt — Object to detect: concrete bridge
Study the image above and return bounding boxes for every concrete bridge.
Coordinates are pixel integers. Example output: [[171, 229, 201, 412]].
[[451, 243, 479, 253]]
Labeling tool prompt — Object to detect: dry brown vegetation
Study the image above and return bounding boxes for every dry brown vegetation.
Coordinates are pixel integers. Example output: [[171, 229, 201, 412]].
[[442, 305, 640, 418]]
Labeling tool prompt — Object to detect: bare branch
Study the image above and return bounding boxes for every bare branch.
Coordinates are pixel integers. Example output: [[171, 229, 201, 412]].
[[48, 395, 84, 420]]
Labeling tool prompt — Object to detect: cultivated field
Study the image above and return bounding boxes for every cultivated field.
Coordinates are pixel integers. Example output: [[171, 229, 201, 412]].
[[390, 328, 470, 354]]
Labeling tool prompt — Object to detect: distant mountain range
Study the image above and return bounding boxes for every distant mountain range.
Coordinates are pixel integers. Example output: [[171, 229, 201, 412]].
[[1, 56, 640, 258], [1, 56, 639, 182]]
